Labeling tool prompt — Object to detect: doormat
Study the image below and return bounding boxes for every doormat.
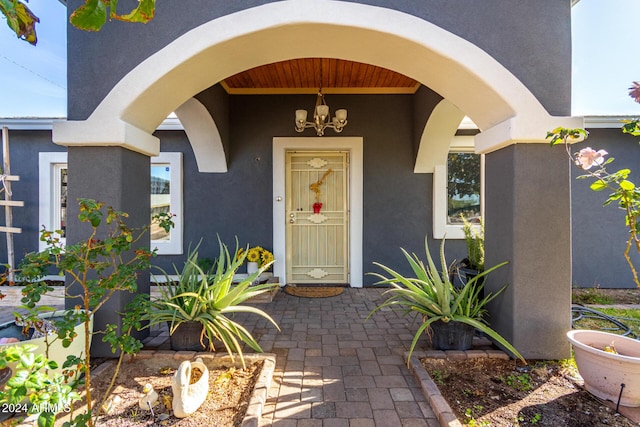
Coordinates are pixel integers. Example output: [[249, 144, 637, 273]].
[[284, 285, 344, 298]]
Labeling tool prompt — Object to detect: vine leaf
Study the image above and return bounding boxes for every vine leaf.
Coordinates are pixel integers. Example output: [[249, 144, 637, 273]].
[[70, 0, 156, 32], [115, 0, 156, 23], [0, 0, 40, 45], [69, 0, 109, 32], [2, 0, 158, 44]]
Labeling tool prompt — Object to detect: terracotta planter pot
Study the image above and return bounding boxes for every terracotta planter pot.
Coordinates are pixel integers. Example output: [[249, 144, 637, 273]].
[[567, 330, 640, 407], [430, 320, 474, 351]]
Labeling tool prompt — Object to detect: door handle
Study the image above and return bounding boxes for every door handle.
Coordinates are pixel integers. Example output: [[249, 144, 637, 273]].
[[289, 212, 296, 223]]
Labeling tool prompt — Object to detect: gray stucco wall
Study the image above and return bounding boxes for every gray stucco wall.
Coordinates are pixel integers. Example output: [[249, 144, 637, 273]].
[[484, 144, 572, 358], [2, 120, 636, 289], [66, 147, 152, 356], [66, 0, 571, 120], [153, 92, 465, 284], [571, 127, 640, 288], [0, 92, 465, 286]]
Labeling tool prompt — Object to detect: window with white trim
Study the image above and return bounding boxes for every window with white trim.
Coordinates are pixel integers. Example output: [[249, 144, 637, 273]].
[[433, 136, 483, 239], [39, 152, 68, 249], [39, 152, 183, 254], [446, 152, 481, 224], [150, 153, 183, 255]]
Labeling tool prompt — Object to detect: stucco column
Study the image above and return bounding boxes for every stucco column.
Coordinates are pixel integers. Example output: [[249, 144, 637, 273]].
[[66, 147, 151, 357], [484, 144, 572, 360]]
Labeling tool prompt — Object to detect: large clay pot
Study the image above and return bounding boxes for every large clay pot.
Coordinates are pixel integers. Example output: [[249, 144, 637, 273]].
[[430, 320, 474, 351], [567, 330, 640, 407], [169, 321, 208, 351]]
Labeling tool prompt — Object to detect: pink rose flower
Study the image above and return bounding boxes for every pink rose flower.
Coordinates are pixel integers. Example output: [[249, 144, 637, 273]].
[[629, 81, 640, 103], [575, 147, 608, 170]]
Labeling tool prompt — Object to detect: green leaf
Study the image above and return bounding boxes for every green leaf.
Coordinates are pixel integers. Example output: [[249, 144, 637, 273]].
[[115, 0, 156, 23], [622, 119, 640, 136], [19, 352, 35, 367], [69, 0, 108, 32], [615, 168, 631, 179], [7, 371, 28, 388], [590, 180, 607, 191], [0, 0, 40, 45], [620, 180, 635, 191], [546, 127, 588, 146], [37, 411, 56, 427]]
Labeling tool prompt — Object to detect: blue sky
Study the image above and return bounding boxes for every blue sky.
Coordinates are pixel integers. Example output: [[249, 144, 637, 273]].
[[572, 0, 640, 115], [1, 0, 66, 118], [0, 0, 639, 118]]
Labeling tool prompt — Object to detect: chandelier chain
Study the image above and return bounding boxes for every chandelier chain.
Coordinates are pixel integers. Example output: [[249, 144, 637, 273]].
[[294, 58, 347, 136]]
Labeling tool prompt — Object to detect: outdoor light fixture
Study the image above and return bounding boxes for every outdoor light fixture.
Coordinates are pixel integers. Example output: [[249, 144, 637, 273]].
[[295, 90, 347, 136]]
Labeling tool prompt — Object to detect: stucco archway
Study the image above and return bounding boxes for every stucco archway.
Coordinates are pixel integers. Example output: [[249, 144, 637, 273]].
[[414, 99, 466, 173], [174, 98, 227, 173], [53, 0, 579, 160], [56, 1, 581, 359]]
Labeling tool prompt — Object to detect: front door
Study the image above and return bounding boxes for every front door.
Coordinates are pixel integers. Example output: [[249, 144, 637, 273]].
[[285, 151, 349, 284]]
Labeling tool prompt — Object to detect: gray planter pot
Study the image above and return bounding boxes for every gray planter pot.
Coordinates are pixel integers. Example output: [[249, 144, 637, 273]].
[[169, 321, 208, 351], [430, 320, 474, 351]]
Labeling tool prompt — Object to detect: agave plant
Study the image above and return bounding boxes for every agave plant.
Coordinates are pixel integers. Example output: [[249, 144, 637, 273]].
[[145, 238, 280, 368], [368, 237, 525, 364]]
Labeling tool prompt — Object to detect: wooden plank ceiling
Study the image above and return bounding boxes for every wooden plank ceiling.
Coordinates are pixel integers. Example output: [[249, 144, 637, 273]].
[[222, 58, 419, 94]]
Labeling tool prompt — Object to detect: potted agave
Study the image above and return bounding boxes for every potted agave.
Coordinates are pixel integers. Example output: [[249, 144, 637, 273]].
[[143, 238, 280, 368], [368, 237, 525, 364]]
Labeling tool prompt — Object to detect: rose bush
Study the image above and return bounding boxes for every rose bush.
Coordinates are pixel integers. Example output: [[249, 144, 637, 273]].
[[548, 82, 640, 287]]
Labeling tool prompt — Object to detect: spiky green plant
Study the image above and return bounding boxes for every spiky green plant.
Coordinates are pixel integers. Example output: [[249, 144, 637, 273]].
[[145, 238, 280, 368], [368, 237, 525, 364], [462, 215, 484, 271]]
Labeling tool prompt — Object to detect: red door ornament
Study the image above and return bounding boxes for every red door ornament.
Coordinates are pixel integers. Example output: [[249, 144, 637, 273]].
[[313, 202, 323, 214]]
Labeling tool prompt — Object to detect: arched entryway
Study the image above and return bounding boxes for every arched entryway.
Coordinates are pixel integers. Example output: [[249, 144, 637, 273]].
[[53, 1, 577, 155], [53, 1, 580, 359]]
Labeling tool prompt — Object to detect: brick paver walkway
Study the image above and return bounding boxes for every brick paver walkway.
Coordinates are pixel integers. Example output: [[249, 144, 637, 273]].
[[1, 287, 441, 426], [246, 287, 440, 427]]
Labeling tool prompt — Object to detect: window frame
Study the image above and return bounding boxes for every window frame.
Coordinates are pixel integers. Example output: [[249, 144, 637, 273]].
[[39, 152, 68, 251], [151, 152, 183, 255], [38, 152, 183, 255], [432, 136, 484, 239]]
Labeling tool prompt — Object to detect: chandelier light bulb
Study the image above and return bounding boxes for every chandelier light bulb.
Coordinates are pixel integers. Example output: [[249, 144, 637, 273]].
[[294, 89, 348, 136]]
